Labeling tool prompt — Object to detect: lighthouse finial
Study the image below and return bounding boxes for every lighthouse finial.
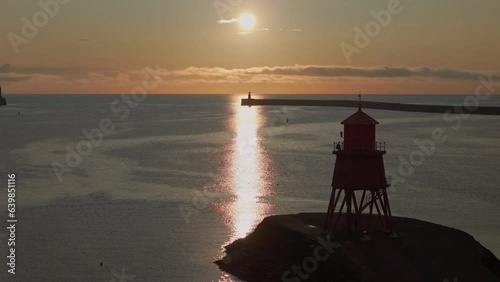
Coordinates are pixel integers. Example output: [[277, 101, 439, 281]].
[[358, 91, 362, 110]]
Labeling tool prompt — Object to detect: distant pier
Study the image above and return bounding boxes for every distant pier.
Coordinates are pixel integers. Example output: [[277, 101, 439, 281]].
[[242, 98, 500, 116]]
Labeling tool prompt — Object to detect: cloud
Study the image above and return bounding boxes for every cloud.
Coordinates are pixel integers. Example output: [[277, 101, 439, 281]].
[[217, 18, 239, 24], [0, 63, 498, 94], [239, 65, 499, 80], [0, 64, 135, 81], [216, 17, 304, 34], [1, 64, 497, 82], [0, 64, 31, 81], [168, 65, 499, 81], [0, 75, 31, 82], [0, 64, 12, 73]]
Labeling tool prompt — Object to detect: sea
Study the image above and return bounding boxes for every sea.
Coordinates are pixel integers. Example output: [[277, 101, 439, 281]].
[[0, 94, 499, 281]]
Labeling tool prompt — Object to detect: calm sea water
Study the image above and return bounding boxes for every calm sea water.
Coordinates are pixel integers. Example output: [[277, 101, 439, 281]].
[[0, 94, 499, 281]]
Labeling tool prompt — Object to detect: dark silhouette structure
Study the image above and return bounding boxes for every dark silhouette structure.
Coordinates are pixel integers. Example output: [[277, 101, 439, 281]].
[[0, 86, 6, 106], [241, 97, 500, 115], [324, 107, 395, 239]]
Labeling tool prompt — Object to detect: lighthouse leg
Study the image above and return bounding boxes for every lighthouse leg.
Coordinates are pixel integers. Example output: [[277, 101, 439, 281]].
[[375, 189, 394, 233], [351, 193, 360, 230], [367, 193, 374, 230], [372, 191, 385, 230], [381, 189, 394, 231], [324, 188, 342, 233], [346, 191, 352, 232], [375, 189, 389, 230], [357, 190, 367, 231], [324, 188, 337, 231], [332, 191, 347, 235]]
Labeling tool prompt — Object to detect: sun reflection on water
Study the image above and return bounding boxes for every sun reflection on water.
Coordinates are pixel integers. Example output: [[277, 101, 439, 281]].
[[216, 97, 274, 243]]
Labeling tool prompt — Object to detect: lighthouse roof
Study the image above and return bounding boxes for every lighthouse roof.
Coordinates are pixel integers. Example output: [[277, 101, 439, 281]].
[[341, 109, 379, 125]]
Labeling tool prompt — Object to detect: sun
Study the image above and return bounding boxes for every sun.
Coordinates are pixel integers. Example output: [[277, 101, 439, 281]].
[[239, 13, 256, 30]]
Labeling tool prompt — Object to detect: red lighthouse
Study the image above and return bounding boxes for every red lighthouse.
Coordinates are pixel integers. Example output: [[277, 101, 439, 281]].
[[324, 106, 395, 239]]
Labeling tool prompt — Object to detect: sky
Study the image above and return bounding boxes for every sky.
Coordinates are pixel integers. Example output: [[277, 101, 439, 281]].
[[0, 0, 499, 94]]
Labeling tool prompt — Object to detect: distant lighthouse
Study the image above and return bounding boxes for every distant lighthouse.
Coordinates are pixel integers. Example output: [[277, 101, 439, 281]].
[[0, 85, 7, 106], [324, 105, 395, 239]]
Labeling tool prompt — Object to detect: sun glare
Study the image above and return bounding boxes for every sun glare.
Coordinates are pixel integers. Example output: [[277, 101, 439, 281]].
[[239, 13, 256, 30]]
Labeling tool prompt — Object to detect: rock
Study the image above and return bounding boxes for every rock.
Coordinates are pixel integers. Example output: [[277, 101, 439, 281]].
[[215, 213, 500, 282]]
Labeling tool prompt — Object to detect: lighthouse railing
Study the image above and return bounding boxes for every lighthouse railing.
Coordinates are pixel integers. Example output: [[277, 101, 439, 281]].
[[333, 141, 386, 153]]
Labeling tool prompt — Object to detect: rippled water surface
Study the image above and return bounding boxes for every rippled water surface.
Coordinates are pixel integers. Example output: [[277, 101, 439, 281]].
[[0, 94, 499, 281]]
